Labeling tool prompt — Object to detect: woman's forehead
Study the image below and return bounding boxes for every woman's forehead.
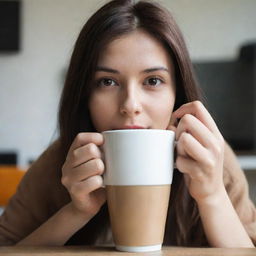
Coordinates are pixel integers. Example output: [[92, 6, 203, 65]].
[[97, 29, 174, 71]]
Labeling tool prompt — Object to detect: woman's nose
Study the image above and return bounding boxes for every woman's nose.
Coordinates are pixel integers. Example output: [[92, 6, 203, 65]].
[[119, 87, 142, 117]]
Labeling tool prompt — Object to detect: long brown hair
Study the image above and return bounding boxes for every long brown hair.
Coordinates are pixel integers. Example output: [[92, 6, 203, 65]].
[[58, 0, 207, 246]]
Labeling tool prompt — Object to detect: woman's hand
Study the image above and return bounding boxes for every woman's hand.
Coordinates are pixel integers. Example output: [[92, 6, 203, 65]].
[[17, 133, 106, 246], [169, 101, 225, 204], [61, 133, 106, 218], [168, 101, 254, 247]]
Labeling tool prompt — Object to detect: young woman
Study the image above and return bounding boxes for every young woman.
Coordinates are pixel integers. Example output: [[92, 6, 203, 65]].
[[0, 0, 255, 247]]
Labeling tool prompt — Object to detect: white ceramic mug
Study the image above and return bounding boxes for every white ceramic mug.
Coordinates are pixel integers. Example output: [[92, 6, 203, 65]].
[[102, 129, 175, 252]]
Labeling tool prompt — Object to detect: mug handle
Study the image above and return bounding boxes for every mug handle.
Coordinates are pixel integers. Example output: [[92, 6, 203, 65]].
[[174, 140, 178, 169]]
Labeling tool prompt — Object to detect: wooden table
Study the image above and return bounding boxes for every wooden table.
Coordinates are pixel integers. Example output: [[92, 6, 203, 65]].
[[0, 246, 255, 256]]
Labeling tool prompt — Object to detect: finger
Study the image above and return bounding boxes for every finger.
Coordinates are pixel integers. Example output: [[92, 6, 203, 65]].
[[178, 132, 212, 165], [69, 143, 102, 168], [68, 133, 104, 157], [173, 101, 221, 137], [175, 113, 218, 149], [63, 159, 105, 187], [80, 159, 105, 179], [176, 155, 204, 181], [70, 175, 104, 199], [176, 135, 187, 157]]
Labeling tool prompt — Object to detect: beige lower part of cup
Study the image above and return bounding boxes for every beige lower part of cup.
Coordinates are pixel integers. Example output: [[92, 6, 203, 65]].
[[107, 185, 171, 252]]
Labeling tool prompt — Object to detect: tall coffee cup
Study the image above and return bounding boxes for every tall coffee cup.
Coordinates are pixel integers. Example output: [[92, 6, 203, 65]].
[[102, 129, 175, 252]]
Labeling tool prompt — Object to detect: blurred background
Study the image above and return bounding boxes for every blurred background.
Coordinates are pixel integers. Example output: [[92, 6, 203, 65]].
[[0, 0, 256, 207]]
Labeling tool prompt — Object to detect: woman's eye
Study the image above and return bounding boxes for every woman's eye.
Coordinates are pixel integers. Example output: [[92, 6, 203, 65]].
[[144, 77, 163, 87], [97, 78, 118, 87]]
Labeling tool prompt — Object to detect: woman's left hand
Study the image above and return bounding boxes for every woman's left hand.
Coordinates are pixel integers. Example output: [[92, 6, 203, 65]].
[[168, 101, 225, 204]]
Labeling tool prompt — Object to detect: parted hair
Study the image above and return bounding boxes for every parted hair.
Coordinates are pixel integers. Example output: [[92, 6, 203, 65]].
[[58, 0, 207, 246]]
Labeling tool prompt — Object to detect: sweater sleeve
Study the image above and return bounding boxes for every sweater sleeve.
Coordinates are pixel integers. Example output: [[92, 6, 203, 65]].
[[223, 142, 256, 245], [0, 140, 70, 245]]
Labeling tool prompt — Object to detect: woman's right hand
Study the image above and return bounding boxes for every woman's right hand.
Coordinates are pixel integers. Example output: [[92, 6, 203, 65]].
[[61, 132, 106, 218]]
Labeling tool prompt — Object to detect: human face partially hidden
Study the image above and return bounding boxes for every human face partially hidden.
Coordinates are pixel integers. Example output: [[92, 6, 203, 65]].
[[89, 29, 176, 132]]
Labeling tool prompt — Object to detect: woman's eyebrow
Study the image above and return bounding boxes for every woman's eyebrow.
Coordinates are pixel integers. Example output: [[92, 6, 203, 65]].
[[142, 67, 169, 73]]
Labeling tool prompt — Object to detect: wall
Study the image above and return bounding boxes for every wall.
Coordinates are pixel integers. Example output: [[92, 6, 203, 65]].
[[0, 0, 256, 167], [167, 0, 256, 60]]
